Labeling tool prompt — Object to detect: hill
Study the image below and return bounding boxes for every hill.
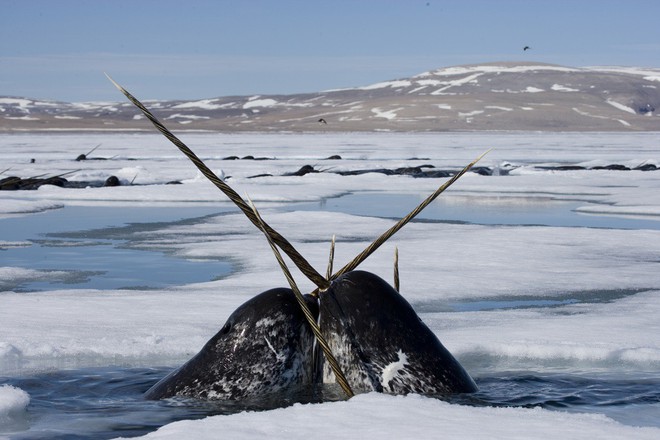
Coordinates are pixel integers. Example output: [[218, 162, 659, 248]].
[[1, 62, 659, 132]]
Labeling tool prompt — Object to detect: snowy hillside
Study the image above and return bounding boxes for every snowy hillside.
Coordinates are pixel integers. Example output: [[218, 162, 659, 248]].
[[1, 62, 660, 131]]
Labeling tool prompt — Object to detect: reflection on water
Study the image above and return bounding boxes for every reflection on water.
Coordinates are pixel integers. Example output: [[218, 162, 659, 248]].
[[414, 288, 651, 313], [297, 193, 660, 230]]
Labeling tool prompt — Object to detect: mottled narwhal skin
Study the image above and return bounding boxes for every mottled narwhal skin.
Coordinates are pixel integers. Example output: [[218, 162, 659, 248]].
[[144, 288, 318, 400], [319, 270, 477, 395], [145, 272, 476, 401]]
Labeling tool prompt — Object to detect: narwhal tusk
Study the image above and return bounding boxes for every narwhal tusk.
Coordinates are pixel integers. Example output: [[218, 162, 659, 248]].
[[247, 196, 354, 398], [326, 235, 336, 282], [394, 246, 400, 292], [329, 149, 490, 281], [106, 74, 329, 290]]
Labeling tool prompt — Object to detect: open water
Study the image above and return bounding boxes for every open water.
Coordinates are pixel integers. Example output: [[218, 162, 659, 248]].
[[3, 366, 658, 440]]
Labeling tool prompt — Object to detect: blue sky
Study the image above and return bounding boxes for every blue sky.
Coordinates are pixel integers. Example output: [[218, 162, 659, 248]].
[[2, 0, 660, 102]]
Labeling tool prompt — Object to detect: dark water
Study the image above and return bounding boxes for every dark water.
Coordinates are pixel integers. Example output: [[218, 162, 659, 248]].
[[454, 374, 660, 426], [2, 367, 658, 439]]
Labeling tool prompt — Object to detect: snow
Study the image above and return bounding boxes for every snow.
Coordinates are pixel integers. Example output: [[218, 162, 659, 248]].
[[243, 98, 279, 109], [1, 131, 660, 439], [572, 107, 632, 127], [606, 99, 637, 114], [430, 73, 482, 94], [116, 393, 659, 440], [0, 385, 30, 430], [551, 84, 579, 92], [371, 107, 403, 120], [171, 99, 227, 110], [588, 66, 660, 82], [0, 98, 33, 109], [417, 65, 581, 78], [4, 116, 39, 121], [165, 113, 211, 120], [0, 98, 29, 105], [459, 110, 484, 117], [359, 80, 412, 90]]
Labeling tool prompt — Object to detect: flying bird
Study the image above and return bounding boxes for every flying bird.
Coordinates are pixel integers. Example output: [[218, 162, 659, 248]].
[[318, 118, 327, 124], [523, 46, 531, 51]]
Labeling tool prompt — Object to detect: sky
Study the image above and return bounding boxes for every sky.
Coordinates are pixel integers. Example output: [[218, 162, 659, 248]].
[[2, 0, 660, 102]]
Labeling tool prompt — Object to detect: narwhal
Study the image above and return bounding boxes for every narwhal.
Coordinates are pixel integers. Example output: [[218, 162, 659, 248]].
[[109, 75, 481, 400]]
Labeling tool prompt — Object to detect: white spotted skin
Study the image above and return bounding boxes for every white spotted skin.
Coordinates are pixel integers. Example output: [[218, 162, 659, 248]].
[[319, 271, 478, 396], [144, 288, 318, 400], [380, 350, 409, 392]]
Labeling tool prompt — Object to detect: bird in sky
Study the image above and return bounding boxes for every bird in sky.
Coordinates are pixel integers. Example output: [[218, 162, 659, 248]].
[[523, 46, 531, 51]]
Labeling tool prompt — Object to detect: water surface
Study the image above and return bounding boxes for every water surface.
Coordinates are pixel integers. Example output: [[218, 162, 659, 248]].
[[1, 206, 233, 292], [2, 193, 658, 292], [2, 366, 658, 439]]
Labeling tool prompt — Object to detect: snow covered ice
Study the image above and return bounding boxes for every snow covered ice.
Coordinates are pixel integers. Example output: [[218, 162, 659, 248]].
[[0, 385, 29, 434], [114, 393, 660, 440], [1, 131, 660, 439]]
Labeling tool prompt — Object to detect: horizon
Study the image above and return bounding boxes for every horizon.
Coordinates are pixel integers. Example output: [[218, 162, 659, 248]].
[[2, 0, 660, 102]]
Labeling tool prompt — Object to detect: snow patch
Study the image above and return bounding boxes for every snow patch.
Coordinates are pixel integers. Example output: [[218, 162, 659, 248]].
[[243, 99, 279, 109], [459, 110, 484, 117], [418, 64, 580, 78], [0, 98, 33, 107], [588, 66, 660, 81], [172, 99, 227, 110], [360, 80, 412, 90], [0, 384, 30, 429], [606, 99, 636, 114], [407, 86, 428, 94], [551, 84, 579, 92], [123, 393, 660, 440], [5, 116, 39, 121], [165, 114, 210, 120], [430, 73, 482, 95], [371, 107, 403, 120], [485, 106, 512, 111]]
